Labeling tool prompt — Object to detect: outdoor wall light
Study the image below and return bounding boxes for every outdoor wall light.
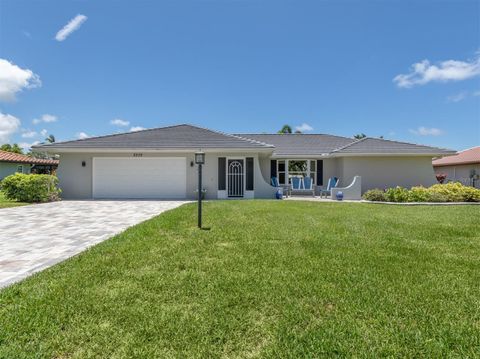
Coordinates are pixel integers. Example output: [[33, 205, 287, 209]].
[[81, 161, 86, 167]]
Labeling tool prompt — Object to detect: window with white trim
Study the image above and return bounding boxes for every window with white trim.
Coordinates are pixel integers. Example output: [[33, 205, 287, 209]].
[[276, 160, 317, 185], [17, 165, 24, 173]]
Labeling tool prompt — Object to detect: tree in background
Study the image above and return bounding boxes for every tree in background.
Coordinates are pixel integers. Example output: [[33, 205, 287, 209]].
[[278, 125, 292, 134], [353, 133, 367, 140], [45, 134, 56, 143], [0, 143, 23, 154], [27, 150, 50, 159]]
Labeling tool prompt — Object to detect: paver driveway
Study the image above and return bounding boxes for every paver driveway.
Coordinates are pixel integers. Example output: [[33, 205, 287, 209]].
[[0, 200, 188, 288]]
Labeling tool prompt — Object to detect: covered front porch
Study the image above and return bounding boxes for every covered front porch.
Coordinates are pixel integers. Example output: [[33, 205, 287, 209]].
[[265, 157, 338, 196], [258, 156, 362, 200]]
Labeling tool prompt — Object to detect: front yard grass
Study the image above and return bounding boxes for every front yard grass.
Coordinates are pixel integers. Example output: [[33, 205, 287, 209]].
[[0, 190, 28, 208], [1, 201, 479, 357]]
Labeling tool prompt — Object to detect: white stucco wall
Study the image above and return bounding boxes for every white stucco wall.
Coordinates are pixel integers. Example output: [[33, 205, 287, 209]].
[[434, 163, 480, 188], [256, 155, 438, 194], [57, 152, 275, 199], [339, 156, 437, 192]]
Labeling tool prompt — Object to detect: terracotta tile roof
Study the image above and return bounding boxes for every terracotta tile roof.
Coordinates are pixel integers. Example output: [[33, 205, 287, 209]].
[[433, 146, 480, 166], [0, 150, 59, 165]]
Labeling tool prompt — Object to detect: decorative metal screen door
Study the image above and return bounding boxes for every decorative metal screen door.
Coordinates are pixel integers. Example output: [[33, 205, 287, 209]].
[[227, 159, 244, 197]]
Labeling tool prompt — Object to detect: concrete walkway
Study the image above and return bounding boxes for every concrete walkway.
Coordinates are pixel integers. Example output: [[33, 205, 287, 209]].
[[0, 200, 188, 288]]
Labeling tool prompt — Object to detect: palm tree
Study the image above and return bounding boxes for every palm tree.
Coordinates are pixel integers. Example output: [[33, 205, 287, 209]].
[[353, 133, 367, 140], [0, 143, 23, 154], [278, 125, 292, 134], [45, 134, 56, 143]]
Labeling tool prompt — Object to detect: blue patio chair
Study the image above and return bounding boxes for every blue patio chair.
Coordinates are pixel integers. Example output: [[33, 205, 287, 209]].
[[291, 177, 303, 191], [290, 176, 314, 196], [303, 176, 315, 196], [320, 177, 339, 198], [271, 177, 279, 187]]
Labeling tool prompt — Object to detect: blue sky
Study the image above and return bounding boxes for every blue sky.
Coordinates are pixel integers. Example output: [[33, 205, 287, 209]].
[[0, 0, 479, 151]]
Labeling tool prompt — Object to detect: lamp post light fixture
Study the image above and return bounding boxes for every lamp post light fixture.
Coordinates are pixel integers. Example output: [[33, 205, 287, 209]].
[[195, 151, 205, 228]]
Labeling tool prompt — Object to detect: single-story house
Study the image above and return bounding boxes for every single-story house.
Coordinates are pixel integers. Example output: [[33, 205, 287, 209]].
[[0, 150, 59, 181], [33, 124, 455, 199], [433, 146, 480, 188]]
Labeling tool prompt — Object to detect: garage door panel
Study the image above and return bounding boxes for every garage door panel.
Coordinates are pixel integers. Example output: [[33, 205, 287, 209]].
[[93, 158, 186, 199]]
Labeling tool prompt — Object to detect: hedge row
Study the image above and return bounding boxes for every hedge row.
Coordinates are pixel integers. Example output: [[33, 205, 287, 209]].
[[1, 173, 61, 203], [363, 182, 480, 203]]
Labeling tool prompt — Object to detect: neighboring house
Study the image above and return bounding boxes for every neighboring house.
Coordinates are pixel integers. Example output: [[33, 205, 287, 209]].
[[33, 124, 454, 199], [0, 150, 59, 181], [433, 146, 480, 188]]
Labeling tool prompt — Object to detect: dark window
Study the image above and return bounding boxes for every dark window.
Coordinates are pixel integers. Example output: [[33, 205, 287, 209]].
[[246, 157, 254, 191], [270, 160, 277, 178], [316, 160, 324, 186], [218, 157, 226, 190]]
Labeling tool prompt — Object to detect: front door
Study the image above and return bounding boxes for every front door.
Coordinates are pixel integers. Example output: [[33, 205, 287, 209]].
[[227, 159, 244, 197]]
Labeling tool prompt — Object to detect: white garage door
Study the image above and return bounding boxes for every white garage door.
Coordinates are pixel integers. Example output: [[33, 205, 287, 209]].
[[93, 157, 187, 199]]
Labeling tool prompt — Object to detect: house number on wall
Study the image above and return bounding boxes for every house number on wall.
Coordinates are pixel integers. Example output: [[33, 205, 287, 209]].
[[133, 153, 143, 157]]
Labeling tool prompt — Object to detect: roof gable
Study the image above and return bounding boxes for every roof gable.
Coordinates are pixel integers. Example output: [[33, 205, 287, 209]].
[[332, 137, 455, 156], [34, 124, 274, 151]]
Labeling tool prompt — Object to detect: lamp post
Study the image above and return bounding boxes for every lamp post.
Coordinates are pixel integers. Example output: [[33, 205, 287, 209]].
[[195, 151, 205, 228]]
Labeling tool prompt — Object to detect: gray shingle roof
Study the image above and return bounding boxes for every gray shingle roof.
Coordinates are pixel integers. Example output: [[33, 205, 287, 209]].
[[34, 124, 274, 150], [236, 134, 355, 156], [239, 134, 455, 156], [34, 124, 456, 156], [332, 137, 454, 155]]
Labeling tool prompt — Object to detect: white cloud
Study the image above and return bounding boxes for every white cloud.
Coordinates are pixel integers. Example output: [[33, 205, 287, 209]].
[[40, 129, 48, 137], [409, 126, 444, 136], [0, 59, 41, 102], [447, 92, 468, 103], [394, 53, 480, 88], [21, 129, 37, 138], [130, 126, 146, 132], [295, 123, 314, 132], [111, 118, 130, 127], [0, 112, 21, 143], [55, 14, 88, 42], [19, 141, 40, 151], [76, 132, 90, 139], [33, 114, 57, 124]]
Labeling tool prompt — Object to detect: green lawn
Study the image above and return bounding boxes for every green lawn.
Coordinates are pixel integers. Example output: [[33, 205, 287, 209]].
[[0, 190, 28, 208], [1, 201, 479, 358]]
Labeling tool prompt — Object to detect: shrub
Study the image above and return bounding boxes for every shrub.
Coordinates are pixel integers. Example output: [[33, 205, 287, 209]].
[[1, 173, 61, 203], [407, 186, 430, 202], [385, 186, 410, 202], [362, 182, 480, 203], [426, 191, 449, 203], [429, 182, 480, 202], [362, 189, 386, 201]]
